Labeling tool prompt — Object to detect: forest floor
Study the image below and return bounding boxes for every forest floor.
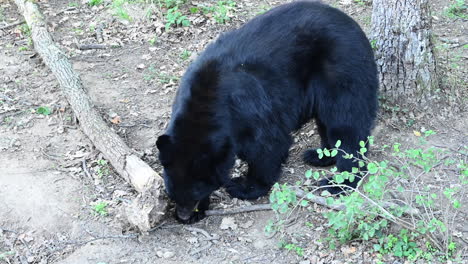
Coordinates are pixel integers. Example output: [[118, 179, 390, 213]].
[[0, 0, 467, 263]]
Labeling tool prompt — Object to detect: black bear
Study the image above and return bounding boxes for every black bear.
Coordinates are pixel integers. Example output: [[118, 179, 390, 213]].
[[156, 1, 378, 223]]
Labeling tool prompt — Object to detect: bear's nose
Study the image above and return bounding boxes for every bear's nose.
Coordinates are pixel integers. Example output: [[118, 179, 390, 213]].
[[176, 207, 193, 221]]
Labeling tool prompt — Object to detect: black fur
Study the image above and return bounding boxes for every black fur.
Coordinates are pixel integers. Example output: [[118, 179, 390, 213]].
[[157, 1, 378, 223]]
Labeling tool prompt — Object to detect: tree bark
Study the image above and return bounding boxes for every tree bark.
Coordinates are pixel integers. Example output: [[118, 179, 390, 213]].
[[371, 0, 438, 105], [14, 0, 167, 232]]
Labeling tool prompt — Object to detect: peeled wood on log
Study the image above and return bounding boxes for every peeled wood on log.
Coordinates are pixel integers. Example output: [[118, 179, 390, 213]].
[[14, 0, 167, 232]]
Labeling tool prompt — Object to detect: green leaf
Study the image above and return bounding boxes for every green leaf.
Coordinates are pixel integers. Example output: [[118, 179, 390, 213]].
[[306, 193, 314, 199], [334, 174, 344, 184], [313, 171, 320, 180], [360, 147, 367, 154], [358, 161, 365, 168], [331, 149, 338, 157], [300, 200, 309, 207], [323, 148, 331, 157], [367, 163, 379, 174], [305, 170, 312, 179], [453, 200, 461, 209], [349, 173, 355, 182], [359, 141, 366, 148], [326, 197, 334, 205], [36, 106, 51, 115], [317, 149, 324, 159], [351, 167, 359, 173], [373, 244, 381, 251], [335, 140, 342, 148]]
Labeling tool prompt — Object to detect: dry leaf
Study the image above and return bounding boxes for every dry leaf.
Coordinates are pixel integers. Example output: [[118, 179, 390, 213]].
[[111, 116, 122, 124]]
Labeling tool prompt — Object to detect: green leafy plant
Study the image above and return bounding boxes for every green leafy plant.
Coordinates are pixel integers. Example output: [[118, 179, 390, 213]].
[[180, 49, 191, 60], [370, 39, 377, 50], [19, 24, 31, 36], [165, 7, 190, 30], [268, 133, 466, 261], [163, 0, 186, 9], [88, 0, 103, 7], [96, 159, 110, 177], [36, 106, 52, 115], [354, 0, 371, 6], [112, 0, 132, 21], [445, 0, 467, 19], [201, 0, 236, 24], [93, 201, 108, 216], [144, 64, 179, 84], [149, 36, 157, 46], [281, 242, 304, 257]]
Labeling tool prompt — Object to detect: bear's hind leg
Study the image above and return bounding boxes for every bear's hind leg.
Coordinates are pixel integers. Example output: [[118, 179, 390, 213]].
[[318, 126, 367, 194], [303, 118, 336, 167]]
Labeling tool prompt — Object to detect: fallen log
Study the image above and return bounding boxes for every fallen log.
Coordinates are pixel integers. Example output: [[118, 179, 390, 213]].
[[14, 0, 167, 232]]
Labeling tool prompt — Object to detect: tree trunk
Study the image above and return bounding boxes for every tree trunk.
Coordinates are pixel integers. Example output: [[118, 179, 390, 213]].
[[371, 0, 438, 105], [14, 0, 167, 232]]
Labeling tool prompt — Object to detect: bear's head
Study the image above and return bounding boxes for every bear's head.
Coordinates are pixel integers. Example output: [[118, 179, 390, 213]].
[[156, 134, 233, 223]]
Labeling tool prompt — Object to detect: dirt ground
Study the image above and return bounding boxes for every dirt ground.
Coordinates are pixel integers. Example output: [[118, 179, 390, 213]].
[[0, 0, 467, 263]]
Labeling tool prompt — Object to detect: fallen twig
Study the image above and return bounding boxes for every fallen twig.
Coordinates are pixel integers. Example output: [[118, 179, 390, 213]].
[[76, 43, 108, 50], [184, 227, 218, 241], [189, 241, 212, 256], [0, 20, 25, 30], [81, 159, 92, 180], [205, 203, 271, 216]]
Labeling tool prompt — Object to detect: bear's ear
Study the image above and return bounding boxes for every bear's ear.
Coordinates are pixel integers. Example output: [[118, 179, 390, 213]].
[[156, 135, 172, 152]]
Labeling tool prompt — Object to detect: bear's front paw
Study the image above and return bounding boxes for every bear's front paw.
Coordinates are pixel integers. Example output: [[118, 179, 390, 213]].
[[225, 177, 270, 200], [303, 149, 336, 167]]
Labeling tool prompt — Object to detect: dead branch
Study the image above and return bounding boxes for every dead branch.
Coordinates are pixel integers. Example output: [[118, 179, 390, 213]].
[[205, 188, 419, 217], [76, 43, 108, 50], [205, 204, 271, 216], [0, 20, 25, 30], [189, 241, 212, 256], [14, 0, 167, 232]]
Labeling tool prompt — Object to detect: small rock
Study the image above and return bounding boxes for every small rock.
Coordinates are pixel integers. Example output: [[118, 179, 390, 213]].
[[156, 251, 164, 258], [136, 63, 145, 69], [240, 220, 254, 229], [253, 239, 266, 249], [141, 54, 152, 61], [186, 237, 198, 244], [163, 251, 174, 258], [220, 217, 237, 230]]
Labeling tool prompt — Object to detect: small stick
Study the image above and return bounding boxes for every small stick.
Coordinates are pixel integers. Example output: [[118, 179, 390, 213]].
[[82, 159, 93, 180], [205, 203, 271, 216], [77, 43, 108, 50], [0, 20, 25, 30], [205, 188, 418, 217], [189, 241, 212, 256], [184, 227, 218, 240]]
